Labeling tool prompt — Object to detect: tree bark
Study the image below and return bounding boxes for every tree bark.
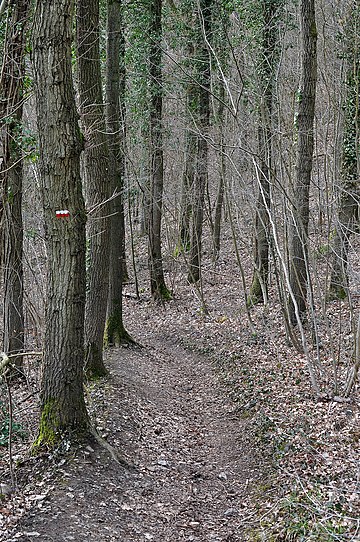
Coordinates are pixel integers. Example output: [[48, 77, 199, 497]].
[[105, 0, 133, 344], [288, 0, 317, 326], [32, 0, 89, 446], [249, 1, 280, 305], [187, 0, 212, 284], [213, 83, 226, 261], [329, 7, 359, 300], [179, 59, 197, 251], [77, 0, 110, 376], [147, 0, 170, 301], [180, 127, 196, 251], [0, 0, 29, 370]]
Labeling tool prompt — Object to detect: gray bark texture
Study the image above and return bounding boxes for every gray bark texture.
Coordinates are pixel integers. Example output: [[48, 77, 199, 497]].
[[105, 0, 132, 344], [0, 0, 29, 369], [249, 1, 281, 305], [32, 0, 89, 445], [212, 85, 226, 261], [77, 0, 111, 376], [187, 0, 212, 284], [180, 125, 196, 251], [288, 0, 317, 326], [148, 0, 170, 301], [329, 6, 359, 300], [179, 56, 197, 251]]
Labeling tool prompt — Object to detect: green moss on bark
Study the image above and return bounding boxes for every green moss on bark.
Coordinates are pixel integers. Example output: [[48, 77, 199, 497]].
[[327, 285, 347, 301], [248, 275, 264, 307], [32, 399, 59, 451], [32, 397, 90, 453], [157, 283, 172, 302], [104, 307, 134, 347], [85, 343, 108, 379]]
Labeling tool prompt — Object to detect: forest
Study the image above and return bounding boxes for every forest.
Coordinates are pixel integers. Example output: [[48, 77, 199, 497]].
[[0, 0, 359, 540]]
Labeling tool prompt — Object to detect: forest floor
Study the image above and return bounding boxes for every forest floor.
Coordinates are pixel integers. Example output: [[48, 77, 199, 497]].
[[1, 310, 267, 542], [1, 231, 360, 541]]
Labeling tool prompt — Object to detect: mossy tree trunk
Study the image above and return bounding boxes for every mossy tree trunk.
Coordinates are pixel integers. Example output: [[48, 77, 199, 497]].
[[329, 7, 359, 300], [32, 0, 89, 446], [105, 0, 133, 345], [77, 0, 110, 377], [288, 0, 317, 326], [0, 0, 29, 371]]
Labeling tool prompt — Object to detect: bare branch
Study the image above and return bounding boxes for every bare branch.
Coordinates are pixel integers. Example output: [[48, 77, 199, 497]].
[[0, 0, 8, 17], [0, 351, 43, 374]]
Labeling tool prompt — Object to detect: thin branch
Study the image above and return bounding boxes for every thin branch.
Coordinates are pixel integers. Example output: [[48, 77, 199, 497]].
[[0, 0, 8, 18], [0, 351, 43, 374]]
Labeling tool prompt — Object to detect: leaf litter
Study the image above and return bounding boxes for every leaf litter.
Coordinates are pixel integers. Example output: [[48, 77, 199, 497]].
[[0, 231, 359, 541]]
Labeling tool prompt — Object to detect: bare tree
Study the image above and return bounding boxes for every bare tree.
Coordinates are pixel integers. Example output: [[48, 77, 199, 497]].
[[105, 0, 133, 344], [179, 49, 197, 251], [187, 0, 213, 284], [249, 0, 282, 305], [77, 0, 110, 376], [288, 0, 317, 326], [212, 83, 226, 261], [147, 0, 171, 300], [329, 3, 359, 300], [0, 0, 30, 370]]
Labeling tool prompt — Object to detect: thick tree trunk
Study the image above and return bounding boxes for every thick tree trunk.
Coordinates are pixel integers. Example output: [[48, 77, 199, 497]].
[[329, 8, 359, 300], [148, 0, 170, 301], [32, 0, 89, 446], [187, 0, 212, 284], [77, 0, 110, 377], [288, 0, 317, 326], [0, 0, 29, 370], [105, 0, 132, 345]]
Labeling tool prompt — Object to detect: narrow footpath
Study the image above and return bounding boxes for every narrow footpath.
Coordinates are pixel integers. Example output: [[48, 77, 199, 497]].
[[9, 334, 264, 542]]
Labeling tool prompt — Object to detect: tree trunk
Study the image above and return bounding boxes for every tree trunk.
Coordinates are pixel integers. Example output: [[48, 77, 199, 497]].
[[0, 0, 29, 370], [105, 0, 133, 345], [188, 121, 208, 284], [249, 0, 282, 305], [77, 0, 110, 377], [140, 129, 150, 236], [329, 7, 359, 300], [147, 0, 170, 301], [288, 0, 317, 326], [179, 68, 197, 251], [249, 123, 271, 305], [179, 127, 196, 252], [213, 84, 226, 261], [2, 160, 24, 368], [187, 0, 212, 284], [32, 0, 89, 446]]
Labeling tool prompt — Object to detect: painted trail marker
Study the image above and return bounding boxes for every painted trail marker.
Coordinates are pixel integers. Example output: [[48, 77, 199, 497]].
[[56, 210, 70, 219]]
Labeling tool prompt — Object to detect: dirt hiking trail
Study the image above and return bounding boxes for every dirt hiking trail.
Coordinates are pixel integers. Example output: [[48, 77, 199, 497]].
[[8, 332, 264, 542]]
